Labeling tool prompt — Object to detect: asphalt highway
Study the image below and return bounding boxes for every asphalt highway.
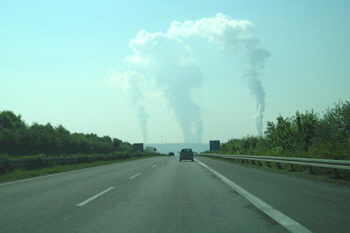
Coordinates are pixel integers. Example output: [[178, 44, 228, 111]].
[[0, 156, 349, 232]]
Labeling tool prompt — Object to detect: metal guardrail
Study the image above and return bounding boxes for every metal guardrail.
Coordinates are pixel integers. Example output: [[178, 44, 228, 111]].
[[200, 153, 350, 178]]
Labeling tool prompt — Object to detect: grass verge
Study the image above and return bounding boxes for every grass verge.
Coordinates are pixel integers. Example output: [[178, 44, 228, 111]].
[[0, 155, 160, 184]]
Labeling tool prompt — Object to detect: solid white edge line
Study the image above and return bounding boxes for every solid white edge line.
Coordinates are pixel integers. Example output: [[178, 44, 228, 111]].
[[195, 159, 312, 233], [129, 173, 141, 179], [76, 187, 115, 207]]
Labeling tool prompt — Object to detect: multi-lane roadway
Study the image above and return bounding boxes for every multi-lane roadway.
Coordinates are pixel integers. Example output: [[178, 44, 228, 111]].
[[0, 156, 349, 232]]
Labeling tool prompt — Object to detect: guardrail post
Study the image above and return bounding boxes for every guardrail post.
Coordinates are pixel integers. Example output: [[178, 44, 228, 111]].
[[251, 160, 255, 165], [290, 164, 296, 172], [265, 161, 270, 168], [0, 159, 10, 173], [276, 163, 282, 169], [258, 161, 262, 167], [333, 169, 340, 179], [308, 166, 314, 175]]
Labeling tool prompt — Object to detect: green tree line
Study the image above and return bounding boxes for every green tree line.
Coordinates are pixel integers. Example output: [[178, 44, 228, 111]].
[[220, 100, 350, 160], [0, 111, 132, 157]]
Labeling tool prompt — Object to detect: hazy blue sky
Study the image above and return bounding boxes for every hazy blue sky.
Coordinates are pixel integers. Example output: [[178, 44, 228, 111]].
[[1, 0, 349, 144]]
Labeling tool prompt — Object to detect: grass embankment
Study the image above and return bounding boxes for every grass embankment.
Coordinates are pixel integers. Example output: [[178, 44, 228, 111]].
[[0, 155, 160, 184], [203, 155, 350, 187]]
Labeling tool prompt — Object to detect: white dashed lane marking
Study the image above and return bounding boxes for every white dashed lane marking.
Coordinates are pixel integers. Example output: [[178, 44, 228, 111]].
[[129, 173, 142, 180], [76, 187, 115, 207]]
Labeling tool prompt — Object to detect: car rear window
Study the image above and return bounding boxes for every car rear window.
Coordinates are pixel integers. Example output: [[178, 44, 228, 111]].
[[182, 149, 192, 152]]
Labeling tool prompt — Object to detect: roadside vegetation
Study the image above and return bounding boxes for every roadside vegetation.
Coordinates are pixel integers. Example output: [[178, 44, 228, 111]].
[[0, 111, 163, 182], [208, 100, 350, 182], [217, 100, 350, 160], [0, 110, 134, 157], [1, 100, 349, 182]]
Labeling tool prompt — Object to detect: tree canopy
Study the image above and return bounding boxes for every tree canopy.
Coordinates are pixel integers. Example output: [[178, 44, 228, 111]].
[[219, 100, 350, 160], [0, 111, 129, 157]]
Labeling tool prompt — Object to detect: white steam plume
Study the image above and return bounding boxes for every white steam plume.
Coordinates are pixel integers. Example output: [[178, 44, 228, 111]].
[[137, 105, 148, 143], [126, 31, 203, 143], [115, 13, 269, 141], [121, 71, 149, 143], [244, 48, 270, 136], [168, 13, 270, 136]]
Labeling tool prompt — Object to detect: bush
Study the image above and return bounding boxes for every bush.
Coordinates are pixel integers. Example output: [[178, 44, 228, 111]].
[[306, 142, 350, 160]]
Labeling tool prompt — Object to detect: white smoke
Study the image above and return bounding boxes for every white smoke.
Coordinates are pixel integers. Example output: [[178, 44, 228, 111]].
[[244, 48, 270, 136], [116, 70, 149, 143], [137, 105, 148, 143], [168, 13, 270, 136], [125, 30, 203, 143], [115, 13, 270, 141], [168, 13, 255, 52]]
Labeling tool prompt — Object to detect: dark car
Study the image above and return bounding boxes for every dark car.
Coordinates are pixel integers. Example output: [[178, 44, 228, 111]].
[[179, 148, 194, 161], [168, 152, 174, 156]]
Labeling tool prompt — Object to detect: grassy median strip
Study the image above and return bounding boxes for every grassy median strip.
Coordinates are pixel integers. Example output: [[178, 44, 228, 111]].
[[0, 156, 159, 184]]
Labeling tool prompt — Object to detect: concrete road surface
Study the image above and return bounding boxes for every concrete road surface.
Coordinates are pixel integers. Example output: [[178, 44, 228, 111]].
[[0, 156, 349, 232]]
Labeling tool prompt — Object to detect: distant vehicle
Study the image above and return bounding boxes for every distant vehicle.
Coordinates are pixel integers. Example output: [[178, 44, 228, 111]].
[[168, 152, 174, 156], [179, 148, 194, 162]]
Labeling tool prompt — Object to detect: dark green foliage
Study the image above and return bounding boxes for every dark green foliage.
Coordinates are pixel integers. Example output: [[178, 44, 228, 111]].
[[0, 111, 126, 157], [113, 138, 122, 149], [220, 139, 239, 154], [264, 110, 319, 153], [316, 100, 350, 143], [220, 100, 350, 160], [220, 136, 271, 156]]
